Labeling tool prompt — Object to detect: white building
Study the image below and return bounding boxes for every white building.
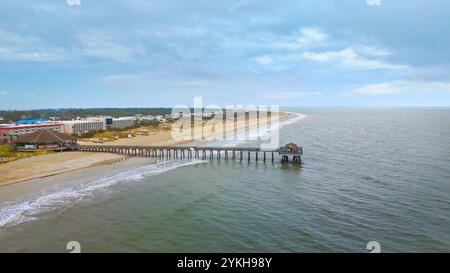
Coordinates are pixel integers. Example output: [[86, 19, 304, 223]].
[[61, 120, 106, 134], [110, 117, 137, 129], [59, 116, 137, 134]]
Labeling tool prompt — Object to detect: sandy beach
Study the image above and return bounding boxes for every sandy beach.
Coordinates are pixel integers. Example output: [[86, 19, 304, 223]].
[[78, 112, 293, 146], [0, 152, 125, 187], [0, 112, 296, 187]]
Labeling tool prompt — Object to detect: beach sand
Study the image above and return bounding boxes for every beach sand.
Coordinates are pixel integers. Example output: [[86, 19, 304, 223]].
[[0, 152, 125, 187], [78, 112, 293, 146]]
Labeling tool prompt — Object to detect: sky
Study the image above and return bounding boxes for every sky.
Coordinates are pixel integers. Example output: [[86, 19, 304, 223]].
[[0, 0, 450, 109]]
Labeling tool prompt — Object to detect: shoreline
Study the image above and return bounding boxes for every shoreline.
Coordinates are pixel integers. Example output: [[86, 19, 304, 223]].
[[0, 111, 301, 188]]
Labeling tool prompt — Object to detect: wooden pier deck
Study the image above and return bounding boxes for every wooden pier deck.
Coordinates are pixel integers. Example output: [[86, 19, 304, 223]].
[[76, 144, 303, 163]]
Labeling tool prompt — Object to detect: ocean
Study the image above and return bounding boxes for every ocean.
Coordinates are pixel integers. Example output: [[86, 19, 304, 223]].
[[0, 108, 449, 252]]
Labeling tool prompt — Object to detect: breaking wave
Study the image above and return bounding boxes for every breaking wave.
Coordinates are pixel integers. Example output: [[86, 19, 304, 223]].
[[0, 160, 206, 228]]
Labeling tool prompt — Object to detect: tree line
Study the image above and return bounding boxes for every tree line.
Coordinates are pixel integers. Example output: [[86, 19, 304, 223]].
[[0, 108, 173, 122]]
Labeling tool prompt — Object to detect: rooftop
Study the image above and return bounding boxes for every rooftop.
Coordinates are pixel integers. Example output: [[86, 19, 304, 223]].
[[16, 119, 50, 124], [0, 123, 63, 129], [14, 129, 76, 144]]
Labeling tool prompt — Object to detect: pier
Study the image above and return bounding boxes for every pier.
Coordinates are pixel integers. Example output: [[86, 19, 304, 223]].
[[77, 143, 303, 164]]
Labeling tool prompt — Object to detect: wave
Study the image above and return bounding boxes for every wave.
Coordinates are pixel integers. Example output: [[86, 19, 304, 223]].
[[0, 160, 206, 228]]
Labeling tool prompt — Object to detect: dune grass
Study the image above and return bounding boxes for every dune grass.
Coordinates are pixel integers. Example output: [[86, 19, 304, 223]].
[[0, 144, 55, 164], [77, 124, 172, 143]]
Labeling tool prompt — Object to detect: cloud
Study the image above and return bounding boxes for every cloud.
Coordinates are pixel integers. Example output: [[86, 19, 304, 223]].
[[228, 0, 250, 13], [0, 30, 67, 62], [356, 46, 390, 57], [66, 0, 81, 6], [295, 28, 328, 48], [0, 29, 144, 62], [266, 28, 406, 71], [300, 48, 407, 70], [100, 70, 213, 91], [0, 91, 7, 96], [345, 80, 450, 96], [255, 55, 273, 65], [301, 49, 351, 62], [75, 31, 145, 62], [273, 28, 328, 50], [263, 91, 323, 100]]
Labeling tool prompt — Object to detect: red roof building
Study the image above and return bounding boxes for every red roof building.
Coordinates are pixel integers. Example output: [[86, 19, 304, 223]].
[[0, 123, 64, 141]]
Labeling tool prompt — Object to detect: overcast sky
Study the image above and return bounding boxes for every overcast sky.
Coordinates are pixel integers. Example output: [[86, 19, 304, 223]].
[[1, 0, 450, 109]]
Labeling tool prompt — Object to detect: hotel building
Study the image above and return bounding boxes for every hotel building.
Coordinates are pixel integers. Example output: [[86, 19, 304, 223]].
[[109, 117, 137, 129], [61, 119, 106, 134], [0, 122, 64, 141]]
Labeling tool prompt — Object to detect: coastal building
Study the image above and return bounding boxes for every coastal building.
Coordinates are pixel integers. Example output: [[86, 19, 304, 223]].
[[60, 116, 137, 134], [0, 122, 64, 142], [14, 129, 77, 151], [109, 117, 137, 129], [139, 115, 159, 122], [154, 115, 167, 122], [0, 131, 8, 143], [61, 119, 106, 134]]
